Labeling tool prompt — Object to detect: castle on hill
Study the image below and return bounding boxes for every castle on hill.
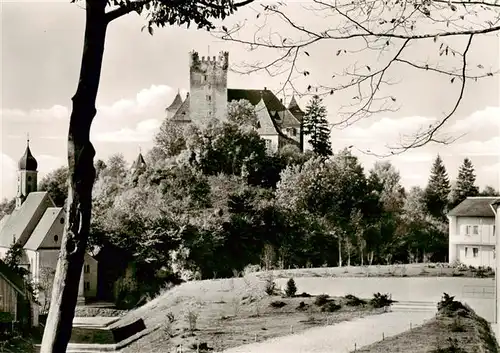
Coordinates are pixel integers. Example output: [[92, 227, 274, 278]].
[[166, 51, 305, 152]]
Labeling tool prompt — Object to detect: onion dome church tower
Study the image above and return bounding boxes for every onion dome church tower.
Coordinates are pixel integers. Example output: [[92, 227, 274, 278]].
[[16, 137, 38, 209]]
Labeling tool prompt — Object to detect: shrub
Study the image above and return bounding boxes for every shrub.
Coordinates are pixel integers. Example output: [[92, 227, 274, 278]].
[[264, 274, 276, 295], [296, 301, 307, 310], [430, 337, 466, 353], [269, 301, 287, 308], [285, 278, 297, 297], [314, 294, 329, 306], [437, 293, 470, 317], [344, 294, 366, 306], [321, 301, 341, 312], [296, 292, 311, 298], [370, 293, 394, 308]]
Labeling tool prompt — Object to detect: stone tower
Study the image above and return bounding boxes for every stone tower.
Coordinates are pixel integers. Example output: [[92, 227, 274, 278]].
[[188, 51, 229, 126], [16, 138, 38, 209]]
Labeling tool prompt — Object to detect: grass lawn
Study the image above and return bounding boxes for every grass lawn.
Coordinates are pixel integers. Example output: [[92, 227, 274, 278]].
[[266, 263, 495, 279], [354, 302, 499, 353], [115, 276, 386, 353]]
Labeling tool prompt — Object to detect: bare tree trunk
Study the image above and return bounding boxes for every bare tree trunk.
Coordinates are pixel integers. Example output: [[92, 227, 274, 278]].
[[338, 236, 342, 267], [41, 1, 107, 352]]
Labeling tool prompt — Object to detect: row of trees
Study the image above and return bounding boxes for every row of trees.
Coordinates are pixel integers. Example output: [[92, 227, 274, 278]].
[[1, 99, 495, 306]]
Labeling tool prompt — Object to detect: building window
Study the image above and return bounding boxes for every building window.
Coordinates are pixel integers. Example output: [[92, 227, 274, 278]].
[[60, 218, 65, 224], [465, 247, 468, 257], [264, 139, 272, 149], [84, 281, 90, 291], [54, 235, 59, 242], [84, 264, 90, 273], [204, 75, 207, 81], [28, 176, 32, 182], [472, 225, 479, 235], [473, 247, 479, 258], [206, 95, 211, 101], [493, 225, 496, 236]]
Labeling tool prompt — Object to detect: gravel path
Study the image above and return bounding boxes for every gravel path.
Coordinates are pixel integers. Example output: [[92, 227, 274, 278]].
[[224, 311, 436, 353]]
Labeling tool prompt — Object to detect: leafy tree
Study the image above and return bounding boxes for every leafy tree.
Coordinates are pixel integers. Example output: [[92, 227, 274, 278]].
[[0, 198, 15, 220], [449, 158, 479, 208], [368, 161, 405, 213], [424, 155, 451, 220], [4, 242, 29, 277], [302, 95, 332, 157], [227, 99, 259, 128], [39, 166, 69, 207], [479, 185, 500, 196], [154, 119, 187, 157]]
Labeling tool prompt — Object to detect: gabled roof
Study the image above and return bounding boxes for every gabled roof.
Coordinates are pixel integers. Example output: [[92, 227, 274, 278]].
[[448, 197, 500, 217], [24, 207, 63, 251], [288, 95, 305, 122], [131, 153, 146, 170], [277, 109, 301, 128], [166, 91, 184, 114], [0, 192, 55, 248], [0, 259, 31, 299], [227, 89, 287, 115], [254, 98, 279, 135], [170, 94, 191, 122]]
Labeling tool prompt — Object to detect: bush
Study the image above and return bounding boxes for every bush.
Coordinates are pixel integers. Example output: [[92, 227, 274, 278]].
[[314, 294, 329, 306], [285, 278, 297, 297], [296, 301, 307, 310], [269, 301, 287, 308], [370, 293, 394, 308], [296, 292, 311, 298], [437, 293, 470, 317], [344, 294, 366, 306], [450, 317, 466, 332], [321, 301, 341, 312]]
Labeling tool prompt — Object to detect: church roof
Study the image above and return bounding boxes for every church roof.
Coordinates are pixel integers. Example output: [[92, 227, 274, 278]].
[[19, 144, 38, 171], [166, 91, 184, 113], [447, 197, 500, 217], [131, 153, 146, 170], [24, 207, 63, 251], [0, 192, 55, 248]]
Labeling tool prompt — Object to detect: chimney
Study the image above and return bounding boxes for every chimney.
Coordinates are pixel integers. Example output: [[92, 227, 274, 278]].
[[264, 87, 267, 91]]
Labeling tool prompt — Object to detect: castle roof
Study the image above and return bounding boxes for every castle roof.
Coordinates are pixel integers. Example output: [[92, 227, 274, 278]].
[[288, 95, 305, 121], [447, 197, 500, 217], [170, 93, 190, 122], [166, 91, 184, 113], [18, 142, 38, 171], [227, 89, 287, 115]]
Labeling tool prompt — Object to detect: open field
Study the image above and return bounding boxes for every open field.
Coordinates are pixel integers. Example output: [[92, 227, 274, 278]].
[[264, 263, 495, 279], [113, 275, 385, 353]]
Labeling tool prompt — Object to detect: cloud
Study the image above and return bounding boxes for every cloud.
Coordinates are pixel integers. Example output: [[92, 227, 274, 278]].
[[1, 153, 17, 200], [449, 106, 500, 133], [451, 136, 500, 156], [0, 105, 69, 123], [92, 118, 162, 142]]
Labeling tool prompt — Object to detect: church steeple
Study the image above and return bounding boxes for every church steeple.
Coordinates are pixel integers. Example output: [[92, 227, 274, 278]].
[[131, 147, 147, 174], [16, 135, 38, 209]]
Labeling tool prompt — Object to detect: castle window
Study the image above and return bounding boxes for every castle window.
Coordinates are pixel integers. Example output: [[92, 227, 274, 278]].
[[85, 281, 90, 291], [54, 235, 59, 242]]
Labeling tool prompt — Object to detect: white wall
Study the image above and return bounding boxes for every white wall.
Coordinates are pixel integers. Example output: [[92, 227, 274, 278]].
[[83, 253, 98, 299], [456, 244, 495, 267]]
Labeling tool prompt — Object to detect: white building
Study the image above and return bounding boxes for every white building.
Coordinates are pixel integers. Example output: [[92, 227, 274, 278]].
[[448, 196, 499, 268]]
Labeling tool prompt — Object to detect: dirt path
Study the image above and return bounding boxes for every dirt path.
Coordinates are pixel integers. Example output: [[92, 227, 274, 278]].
[[224, 311, 436, 353]]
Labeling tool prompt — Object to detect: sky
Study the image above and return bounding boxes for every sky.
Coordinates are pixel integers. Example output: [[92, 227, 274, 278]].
[[1, 0, 499, 200]]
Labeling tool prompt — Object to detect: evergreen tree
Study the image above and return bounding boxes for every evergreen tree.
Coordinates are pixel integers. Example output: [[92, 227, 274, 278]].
[[449, 158, 479, 208], [303, 95, 333, 157], [424, 155, 451, 220]]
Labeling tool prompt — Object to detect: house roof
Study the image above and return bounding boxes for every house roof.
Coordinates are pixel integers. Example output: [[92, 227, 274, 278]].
[[24, 207, 63, 251], [254, 98, 279, 135], [0, 192, 55, 248], [0, 259, 30, 298], [166, 91, 184, 113], [18, 143, 38, 171], [447, 197, 500, 217]]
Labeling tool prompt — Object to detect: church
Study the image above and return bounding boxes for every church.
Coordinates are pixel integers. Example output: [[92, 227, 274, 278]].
[[0, 141, 98, 306], [166, 51, 306, 153]]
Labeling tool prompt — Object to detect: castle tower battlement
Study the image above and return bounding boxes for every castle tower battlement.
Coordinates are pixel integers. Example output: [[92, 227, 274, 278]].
[[188, 50, 229, 125]]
